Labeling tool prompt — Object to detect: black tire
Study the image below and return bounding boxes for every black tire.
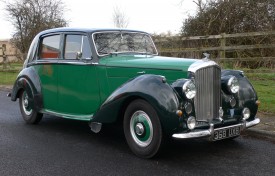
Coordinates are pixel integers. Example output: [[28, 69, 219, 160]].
[[19, 90, 43, 124], [123, 99, 163, 158]]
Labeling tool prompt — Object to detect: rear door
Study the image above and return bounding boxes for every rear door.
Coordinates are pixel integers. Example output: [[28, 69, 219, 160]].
[[34, 34, 61, 112]]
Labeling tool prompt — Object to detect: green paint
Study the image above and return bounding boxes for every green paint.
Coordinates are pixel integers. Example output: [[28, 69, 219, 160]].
[[99, 55, 197, 101], [34, 62, 100, 118], [33, 64, 59, 111], [34, 55, 196, 121], [138, 115, 151, 142], [58, 64, 100, 114]]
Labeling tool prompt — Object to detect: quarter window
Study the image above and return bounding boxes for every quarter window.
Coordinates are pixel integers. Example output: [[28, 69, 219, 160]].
[[64, 35, 92, 59], [40, 35, 61, 59]]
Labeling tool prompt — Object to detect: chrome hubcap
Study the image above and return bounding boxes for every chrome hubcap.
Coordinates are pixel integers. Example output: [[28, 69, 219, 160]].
[[24, 98, 29, 108], [130, 110, 153, 147], [135, 123, 145, 136], [22, 92, 32, 116]]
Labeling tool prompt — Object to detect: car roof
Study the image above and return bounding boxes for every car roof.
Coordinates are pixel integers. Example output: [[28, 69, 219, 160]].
[[38, 27, 150, 36]]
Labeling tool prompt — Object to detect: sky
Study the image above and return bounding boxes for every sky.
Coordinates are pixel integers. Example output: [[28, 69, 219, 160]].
[[0, 0, 196, 40]]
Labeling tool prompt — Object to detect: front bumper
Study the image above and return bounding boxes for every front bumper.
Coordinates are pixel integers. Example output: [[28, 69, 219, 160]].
[[172, 117, 260, 139]]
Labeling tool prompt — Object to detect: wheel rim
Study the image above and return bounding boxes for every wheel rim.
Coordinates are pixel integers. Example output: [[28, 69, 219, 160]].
[[21, 91, 32, 116], [130, 110, 153, 147]]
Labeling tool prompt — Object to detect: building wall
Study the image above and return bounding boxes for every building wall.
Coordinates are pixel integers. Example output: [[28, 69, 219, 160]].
[[0, 39, 22, 63]]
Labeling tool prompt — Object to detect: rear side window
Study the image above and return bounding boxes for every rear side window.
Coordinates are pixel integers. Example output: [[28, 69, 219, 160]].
[[40, 35, 61, 59], [64, 35, 92, 59]]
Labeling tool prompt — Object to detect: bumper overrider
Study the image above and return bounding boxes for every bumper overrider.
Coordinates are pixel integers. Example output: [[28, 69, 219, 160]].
[[172, 118, 260, 140]]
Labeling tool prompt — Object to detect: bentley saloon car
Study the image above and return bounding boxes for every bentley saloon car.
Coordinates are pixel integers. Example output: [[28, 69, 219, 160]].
[[9, 28, 260, 158]]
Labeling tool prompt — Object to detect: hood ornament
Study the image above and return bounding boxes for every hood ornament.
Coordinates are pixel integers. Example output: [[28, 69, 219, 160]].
[[203, 53, 210, 61]]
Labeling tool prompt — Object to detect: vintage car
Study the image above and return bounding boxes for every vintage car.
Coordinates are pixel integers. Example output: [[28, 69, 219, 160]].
[[9, 28, 260, 158]]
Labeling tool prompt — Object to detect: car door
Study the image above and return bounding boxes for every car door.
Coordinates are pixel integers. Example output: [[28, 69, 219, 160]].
[[57, 33, 100, 117], [34, 34, 60, 112]]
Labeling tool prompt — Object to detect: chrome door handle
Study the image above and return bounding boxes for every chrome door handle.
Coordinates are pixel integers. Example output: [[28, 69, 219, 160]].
[[137, 71, 145, 74]]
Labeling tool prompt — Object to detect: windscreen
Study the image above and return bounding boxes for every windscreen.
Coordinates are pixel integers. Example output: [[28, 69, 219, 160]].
[[93, 32, 158, 56]]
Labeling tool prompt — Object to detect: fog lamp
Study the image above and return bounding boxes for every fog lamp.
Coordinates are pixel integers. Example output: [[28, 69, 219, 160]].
[[242, 108, 250, 120], [187, 116, 196, 130], [184, 102, 192, 114]]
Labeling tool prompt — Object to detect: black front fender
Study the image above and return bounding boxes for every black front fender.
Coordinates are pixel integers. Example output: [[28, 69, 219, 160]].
[[221, 70, 258, 118], [91, 74, 181, 134]]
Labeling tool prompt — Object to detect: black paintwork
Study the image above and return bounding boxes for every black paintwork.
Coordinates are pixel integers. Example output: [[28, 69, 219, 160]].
[[221, 70, 258, 120], [11, 67, 43, 111], [91, 74, 181, 134]]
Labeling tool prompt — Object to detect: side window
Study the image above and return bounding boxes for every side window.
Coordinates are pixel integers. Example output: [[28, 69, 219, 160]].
[[64, 35, 92, 59], [40, 35, 61, 59]]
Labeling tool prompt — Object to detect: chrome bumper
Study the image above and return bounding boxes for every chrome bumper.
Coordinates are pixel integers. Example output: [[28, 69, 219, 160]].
[[172, 118, 260, 139]]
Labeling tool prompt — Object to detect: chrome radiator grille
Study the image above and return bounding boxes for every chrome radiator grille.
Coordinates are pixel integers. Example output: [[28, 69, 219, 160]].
[[194, 66, 221, 121]]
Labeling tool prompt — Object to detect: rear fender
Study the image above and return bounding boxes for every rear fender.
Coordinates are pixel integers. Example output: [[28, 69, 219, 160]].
[[11, 67, 43, 111]]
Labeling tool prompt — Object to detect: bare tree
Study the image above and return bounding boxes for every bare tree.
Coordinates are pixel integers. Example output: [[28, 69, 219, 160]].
[[112, 6, 129, 28], [181, 0, 275, 36], [4, 0, 68, 58]]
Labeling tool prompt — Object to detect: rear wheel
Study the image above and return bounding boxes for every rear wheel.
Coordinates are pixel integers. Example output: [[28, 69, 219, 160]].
[[19, 90, 43, 124], [124, 99, 163, 158]]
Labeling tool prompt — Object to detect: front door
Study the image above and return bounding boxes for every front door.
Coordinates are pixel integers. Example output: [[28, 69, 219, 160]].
[[57, 34, 100, 117]]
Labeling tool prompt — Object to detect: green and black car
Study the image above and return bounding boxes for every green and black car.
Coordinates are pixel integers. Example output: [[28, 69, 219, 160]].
[[9, 28, 260, 158]]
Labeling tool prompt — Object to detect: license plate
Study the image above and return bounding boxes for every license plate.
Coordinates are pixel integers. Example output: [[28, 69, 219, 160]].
[[213, 125, 241, 141]]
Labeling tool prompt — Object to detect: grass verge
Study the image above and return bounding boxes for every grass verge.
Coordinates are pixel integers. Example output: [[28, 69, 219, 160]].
[[0, 62, 22, 85], [245, 71, 275, 116]]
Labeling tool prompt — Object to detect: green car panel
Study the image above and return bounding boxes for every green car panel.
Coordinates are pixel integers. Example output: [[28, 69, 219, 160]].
[[33, 63, 59, 112], [99, 55, 196, 102]]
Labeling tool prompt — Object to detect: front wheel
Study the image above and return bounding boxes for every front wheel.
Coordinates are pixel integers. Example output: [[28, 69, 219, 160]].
[[124, 99, 163, 158], [19, 90, 43, 124]]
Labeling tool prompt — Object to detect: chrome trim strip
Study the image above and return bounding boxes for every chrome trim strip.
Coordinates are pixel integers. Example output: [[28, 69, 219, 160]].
[[172, 129, 211, 139], [42, 109, 93, 121], [246, 118, 260, 128], [32, 60, 94, 66], [172, 118, 260, 139], [188, 59, 219, 73]]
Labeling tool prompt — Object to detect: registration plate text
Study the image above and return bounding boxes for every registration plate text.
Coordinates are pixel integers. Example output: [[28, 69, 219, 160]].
[[213, 126, 241, 141]]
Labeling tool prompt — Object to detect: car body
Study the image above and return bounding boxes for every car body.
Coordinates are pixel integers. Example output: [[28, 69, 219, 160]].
[[9, 28, 260, 158]]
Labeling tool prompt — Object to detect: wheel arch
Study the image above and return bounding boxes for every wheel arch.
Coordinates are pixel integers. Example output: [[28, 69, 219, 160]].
[[11, 67, 43, 111], [221, 69, 258, 119], [91, 74, 181, 134]]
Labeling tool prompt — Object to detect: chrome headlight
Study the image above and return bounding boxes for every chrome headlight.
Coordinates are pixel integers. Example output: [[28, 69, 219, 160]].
[[227, 76, 239, 94], [182, 80, 196, 99]]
